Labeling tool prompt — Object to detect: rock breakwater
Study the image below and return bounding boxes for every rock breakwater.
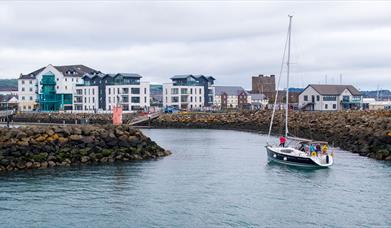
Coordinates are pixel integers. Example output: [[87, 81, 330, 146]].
[[10, 112, 138, 124], [151, 110, 391, 160], [0, 125, 170, 172]]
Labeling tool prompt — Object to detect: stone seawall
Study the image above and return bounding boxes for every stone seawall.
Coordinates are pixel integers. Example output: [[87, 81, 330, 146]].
[[0, 125, 170, 172], [10, 112, 138, 124], [150, 110, 391, 160]]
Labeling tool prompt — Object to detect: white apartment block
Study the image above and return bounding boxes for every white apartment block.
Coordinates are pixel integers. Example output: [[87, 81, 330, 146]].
[[162, 75, 215, 110], [18, 77, 37, 111], [74, 73, 150, 113], [163, 83, 205, 110], [18, 64, 99, 112]]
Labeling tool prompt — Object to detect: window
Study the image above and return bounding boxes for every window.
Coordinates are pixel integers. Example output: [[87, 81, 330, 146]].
[[122, 88, 129, 94], [333, 104, 336, 109], [65, 78, 68, 82], [195, 96, 197, 102], [190, 88, 193, 94], [109, 97, 111, 103], [92, 97, 95, 103], [144, 88, 147, 94], [342, 96, 350, 102], [29, 80, 32, 84], [76, 79, 79, 83], [199, 96, 202, 103], [199, 88, 202, 94], [352, 96, 361, 101], [22, 87, 25, 92], [108, 88, 111, 95], [123, 104, 129, 111], [65, 86, 68, 90], [131, 88, 140, 94], [316, 95, 320, 101], [117, 88, 120, 94], [76, 89, 82, 95], [22, 96, 25, 100], [181, 88, 188, 94], [57, 78, 59, 81], [325, 104, 328, 109], [29, 88, 32, 92], [171, 97, 179, 103], [56, 86, 59, 89], [23, 105, 26, 110], [84, 97, 87, 103], [131, 97, 140, 103], [323, 96, 337, 101], [22, 80, 25, 84], [92, 89, 95, 95], [304, 95, 308, 101], [144, 97, 147, 103], [28, 106, 31, 110], [190, 96, 193, 102], [30, 96, 33, 101], [165, 89, 168, 95], [171, 88, 179, 94]]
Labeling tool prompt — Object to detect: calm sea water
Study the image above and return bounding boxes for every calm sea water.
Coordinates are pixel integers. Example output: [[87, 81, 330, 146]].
[[0, 129, 390, 228]]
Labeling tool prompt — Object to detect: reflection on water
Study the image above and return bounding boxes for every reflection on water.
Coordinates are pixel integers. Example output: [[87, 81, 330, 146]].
[[0, 128, 390, 228]]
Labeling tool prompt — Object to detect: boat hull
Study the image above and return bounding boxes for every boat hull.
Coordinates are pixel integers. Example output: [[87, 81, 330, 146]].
[[265, 146, 331, 168]]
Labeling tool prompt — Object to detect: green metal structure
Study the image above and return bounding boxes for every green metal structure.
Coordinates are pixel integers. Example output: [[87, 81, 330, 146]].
[[39, 72, 73, 111]]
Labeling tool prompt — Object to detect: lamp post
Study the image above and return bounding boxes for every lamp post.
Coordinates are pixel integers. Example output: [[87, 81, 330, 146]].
[[6, 98, 9, 128]]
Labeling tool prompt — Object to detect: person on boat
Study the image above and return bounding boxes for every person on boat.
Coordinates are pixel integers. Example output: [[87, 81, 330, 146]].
[[309, 144, 315, 153], [322, 144, 328, 154], [279, 136, 286, 147], [316, 144, 321, 153]]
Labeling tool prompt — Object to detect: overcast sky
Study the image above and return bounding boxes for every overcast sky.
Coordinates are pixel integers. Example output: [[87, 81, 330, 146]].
[[0, 1, 390, 90]]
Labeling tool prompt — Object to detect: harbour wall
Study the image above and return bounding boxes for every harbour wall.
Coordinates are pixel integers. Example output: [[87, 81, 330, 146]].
[[0, 125, 170, 172], [149, 110, 391, 161]]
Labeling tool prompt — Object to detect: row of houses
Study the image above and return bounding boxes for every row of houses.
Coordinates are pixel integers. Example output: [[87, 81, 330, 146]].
[[17, 64, 269, 113], [15, 63, 379, 113]]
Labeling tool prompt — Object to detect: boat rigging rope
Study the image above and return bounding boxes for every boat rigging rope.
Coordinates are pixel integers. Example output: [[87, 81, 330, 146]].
[[267, 22, 290, 144]]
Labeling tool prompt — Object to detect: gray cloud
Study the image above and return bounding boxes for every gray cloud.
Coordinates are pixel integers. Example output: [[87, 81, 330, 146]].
[[0, 1, 390, 90]]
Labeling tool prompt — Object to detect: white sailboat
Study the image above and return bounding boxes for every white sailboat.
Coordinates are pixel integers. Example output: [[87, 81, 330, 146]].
[[265, 16, 333, 168]]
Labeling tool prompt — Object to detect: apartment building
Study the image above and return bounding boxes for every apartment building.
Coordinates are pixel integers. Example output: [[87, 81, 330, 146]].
[[163, 75, 215, 110], [74, 73, 150, 113], [18, 64, 99, 111]]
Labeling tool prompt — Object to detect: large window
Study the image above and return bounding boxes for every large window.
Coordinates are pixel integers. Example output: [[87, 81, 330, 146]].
[[122, 95, 129, 103], [131, 88, 140, 94], [181, 88, 188, 94], [304, 95, 308, 101], [131, 97, 140, 103], [342, 96, 350, 102], [352, 96, 361, 101], [171, 88, 179, 95], [171, 96, 179, 103], [323, 96, 337, 101], [316, 95, 320, 101]]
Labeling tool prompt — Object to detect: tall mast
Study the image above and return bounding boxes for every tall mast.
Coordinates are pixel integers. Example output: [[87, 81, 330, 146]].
[[285, 15, 292, 138]]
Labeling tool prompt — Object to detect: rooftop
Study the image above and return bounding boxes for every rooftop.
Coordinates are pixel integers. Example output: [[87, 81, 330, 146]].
[[306, 84, 361, 96], [215, 86, 247, 96], [19, 64, 99, 79]]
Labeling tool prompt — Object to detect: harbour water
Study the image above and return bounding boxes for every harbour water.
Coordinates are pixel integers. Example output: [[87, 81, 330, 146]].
[[0, 129, 390, 227]]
